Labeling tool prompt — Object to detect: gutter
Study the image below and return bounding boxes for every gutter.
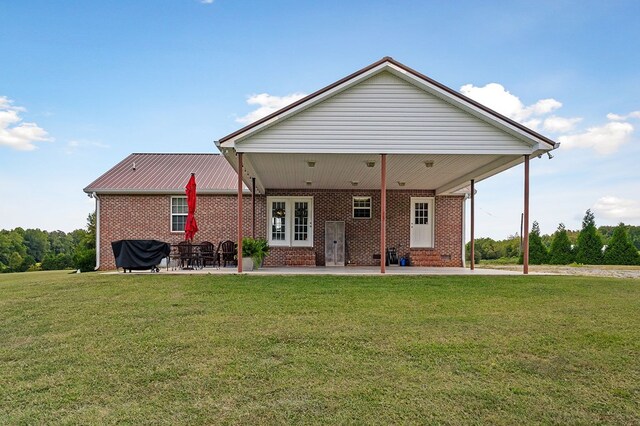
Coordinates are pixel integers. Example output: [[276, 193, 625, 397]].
[[82, 189, 251, 195]]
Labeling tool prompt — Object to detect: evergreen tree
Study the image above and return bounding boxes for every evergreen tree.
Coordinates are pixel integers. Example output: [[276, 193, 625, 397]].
[[549, 223, 574, 264], [603, 223, 640, 265], [519, 221, 548, 264], [575, 209, 603, 264]]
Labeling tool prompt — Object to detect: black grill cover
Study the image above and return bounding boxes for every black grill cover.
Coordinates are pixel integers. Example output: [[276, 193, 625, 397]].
[[111, 240, 171, 270]]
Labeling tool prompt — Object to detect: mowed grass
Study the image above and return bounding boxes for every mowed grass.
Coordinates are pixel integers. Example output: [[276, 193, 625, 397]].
[[1, 272, 639, 424]]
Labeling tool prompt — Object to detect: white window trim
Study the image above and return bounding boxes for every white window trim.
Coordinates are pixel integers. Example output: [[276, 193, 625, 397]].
[[352, 196, 372, 219], [267, 196, 314, 247], [170, 196, 187, 233]]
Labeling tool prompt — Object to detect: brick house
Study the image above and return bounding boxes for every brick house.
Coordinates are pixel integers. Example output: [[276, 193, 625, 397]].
[[85, 57, 557, 272]]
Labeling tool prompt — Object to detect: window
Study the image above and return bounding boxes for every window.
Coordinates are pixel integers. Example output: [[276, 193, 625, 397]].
[[171, 196, 188, 232], [353, 196, 372, 219], [267, 197, 313, 246]]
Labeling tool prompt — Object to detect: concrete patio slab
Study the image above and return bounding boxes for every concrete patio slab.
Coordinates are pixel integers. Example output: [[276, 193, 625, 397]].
[[102, 266, 525, 276]]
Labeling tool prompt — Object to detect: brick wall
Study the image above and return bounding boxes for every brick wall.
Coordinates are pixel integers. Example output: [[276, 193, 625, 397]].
[[97, 193, 265, 270], [265, 189, 464, 267], [98, 190, 464, 270]]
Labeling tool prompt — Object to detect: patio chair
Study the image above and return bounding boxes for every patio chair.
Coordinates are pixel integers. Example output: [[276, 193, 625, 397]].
[[220, 240, 236, 267], [177, 241, 200, 269], [200, 241, 219, 268]]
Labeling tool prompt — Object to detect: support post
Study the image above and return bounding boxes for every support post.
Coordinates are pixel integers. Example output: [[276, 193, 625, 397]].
[[470, 179, 475, 271], [380, 154, 387, 274], [237, 152, 243, 273], [252, 177, 256, 239], [523, 155, 530, 275]]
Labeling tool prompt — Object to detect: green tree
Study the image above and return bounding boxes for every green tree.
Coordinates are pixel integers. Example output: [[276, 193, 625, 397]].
[[48, 230, 72, 255], [575, 209, 603, 264], [603, 223, 640, 265], [72, 213, 97, 272], [23, 228, 50, 262], [599, 224, 640, 251], [8, 252, 24, 272], [0, 230, 27, 269], [519, 221, 548, 264], [549, 223, 574, 264]]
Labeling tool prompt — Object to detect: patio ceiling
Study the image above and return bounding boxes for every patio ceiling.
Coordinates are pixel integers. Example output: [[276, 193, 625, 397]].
[[228, 152, 525, 195]]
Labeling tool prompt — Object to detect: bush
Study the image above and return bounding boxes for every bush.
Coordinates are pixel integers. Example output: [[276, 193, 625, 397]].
[[575, 210, 603, 265], [603, 224, 640, 265], [42, 253, 74, 270], [73, 247, 96, 272], [549, 223, 574, 264]]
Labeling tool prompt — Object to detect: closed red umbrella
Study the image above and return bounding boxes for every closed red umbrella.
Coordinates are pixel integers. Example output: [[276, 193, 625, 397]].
[[184, 173, 198, 241]]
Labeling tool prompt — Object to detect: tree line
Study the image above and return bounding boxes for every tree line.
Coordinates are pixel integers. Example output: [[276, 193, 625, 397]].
[[0, 213, 96, 273], [468, 209, 640, 265]]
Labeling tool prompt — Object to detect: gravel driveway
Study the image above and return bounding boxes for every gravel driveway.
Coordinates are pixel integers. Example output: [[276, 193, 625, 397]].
[[478, 264, 640, 279]]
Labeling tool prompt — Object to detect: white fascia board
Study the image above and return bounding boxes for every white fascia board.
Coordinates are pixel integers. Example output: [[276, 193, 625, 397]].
[[237, 146, 537, 155], [384, 64, 556, 150], [221, 63, 390, 149]]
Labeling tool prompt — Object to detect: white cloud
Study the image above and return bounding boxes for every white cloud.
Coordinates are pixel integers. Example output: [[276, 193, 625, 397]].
[[0, 96, 53, 151], [558, 121, 633, 155], [236, 92, 307, 125], [460, 83, 561, 122], [543, 116, 582, 133], [593, 196, 640, 221], [200, 0, 214, 3], [607, 111, 640, 121]]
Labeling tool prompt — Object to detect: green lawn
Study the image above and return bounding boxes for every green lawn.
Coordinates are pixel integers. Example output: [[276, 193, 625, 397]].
[[1, 271, 639, 424]]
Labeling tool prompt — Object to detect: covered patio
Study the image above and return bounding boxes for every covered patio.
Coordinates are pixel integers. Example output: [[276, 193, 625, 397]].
[[217, 57, 557, 274]]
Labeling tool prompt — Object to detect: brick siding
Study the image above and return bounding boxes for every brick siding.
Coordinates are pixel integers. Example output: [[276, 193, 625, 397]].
[[97, 194, 265, 270], [98, 190, 464, 270]]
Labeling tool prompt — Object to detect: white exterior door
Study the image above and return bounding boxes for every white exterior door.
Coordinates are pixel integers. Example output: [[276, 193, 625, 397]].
[[410, 197, 434, 248]]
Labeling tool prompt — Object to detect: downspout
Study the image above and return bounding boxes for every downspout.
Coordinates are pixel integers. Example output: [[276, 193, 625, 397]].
[[92, 192, 101, 270]]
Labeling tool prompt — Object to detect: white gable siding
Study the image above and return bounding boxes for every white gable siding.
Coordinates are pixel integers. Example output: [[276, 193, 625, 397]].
[[236, 72, 534, 154]]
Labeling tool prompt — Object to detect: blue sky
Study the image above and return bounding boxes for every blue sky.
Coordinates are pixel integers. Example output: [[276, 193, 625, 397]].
[[1, 0, 639, 239]]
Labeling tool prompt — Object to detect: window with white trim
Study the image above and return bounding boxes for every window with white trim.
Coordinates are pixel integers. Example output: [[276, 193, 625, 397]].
[[267, 197, 313, 246], [353, 196, 372, 219], [171, 196, 188, 232]]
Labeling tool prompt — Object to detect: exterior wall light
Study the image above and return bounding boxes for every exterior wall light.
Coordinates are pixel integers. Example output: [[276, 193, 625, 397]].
[[307, 161, 316, 168], [397, 181, 406, 187], [351, 181, 359, 186], [424, 161, 434, 168], [366, 161, 376, 168]]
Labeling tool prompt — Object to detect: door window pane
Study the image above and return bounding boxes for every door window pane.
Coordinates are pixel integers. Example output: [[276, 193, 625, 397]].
[[271, 201, 286, 241], [414, 202, 429, 225], [294, 201, 309, 241]]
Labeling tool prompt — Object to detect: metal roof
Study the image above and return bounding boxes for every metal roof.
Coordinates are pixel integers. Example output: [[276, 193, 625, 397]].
[[84, 153, 246, 194]]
